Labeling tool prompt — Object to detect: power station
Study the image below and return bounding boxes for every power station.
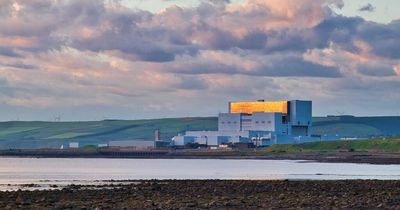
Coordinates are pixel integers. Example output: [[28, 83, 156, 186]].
[[172, 100, 318, 147]]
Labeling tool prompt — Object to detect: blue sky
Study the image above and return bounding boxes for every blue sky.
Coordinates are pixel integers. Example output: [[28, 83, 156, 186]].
[[0, 0, 399, 121], [337, 0, 400, 23]]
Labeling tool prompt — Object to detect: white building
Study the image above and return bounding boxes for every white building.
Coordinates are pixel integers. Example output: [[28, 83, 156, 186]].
[[69, 142, 79, 148], [172, 100, 317, 147]]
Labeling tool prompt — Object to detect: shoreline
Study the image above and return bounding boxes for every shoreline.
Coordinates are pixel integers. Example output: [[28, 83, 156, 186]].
[[1, 151, 400, 164], [1, 180, 399, 209]]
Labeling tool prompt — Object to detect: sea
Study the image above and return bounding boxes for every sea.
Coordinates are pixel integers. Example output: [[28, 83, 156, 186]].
[[1, 158, 400, 191]]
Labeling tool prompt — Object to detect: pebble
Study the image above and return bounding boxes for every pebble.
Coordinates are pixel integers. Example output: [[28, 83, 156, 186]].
[[0, 180, 398, 209]]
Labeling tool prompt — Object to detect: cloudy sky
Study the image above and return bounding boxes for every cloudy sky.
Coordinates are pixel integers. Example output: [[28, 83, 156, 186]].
[[0, 0, 399, 121]]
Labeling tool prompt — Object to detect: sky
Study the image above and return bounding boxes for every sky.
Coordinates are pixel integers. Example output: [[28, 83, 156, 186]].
[[0, 0, 400, 121]]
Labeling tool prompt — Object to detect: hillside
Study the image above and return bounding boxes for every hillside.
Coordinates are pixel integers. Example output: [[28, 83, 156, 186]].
[[0, 116, 399, 149], [262, 138, 400, 153], [0, 118, 217, 149], [312, 116, 400, 137]]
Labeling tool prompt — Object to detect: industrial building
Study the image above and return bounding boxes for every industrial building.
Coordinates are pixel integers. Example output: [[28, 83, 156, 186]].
[[108, 140, 155, 150], [172, 100, 318, 147]]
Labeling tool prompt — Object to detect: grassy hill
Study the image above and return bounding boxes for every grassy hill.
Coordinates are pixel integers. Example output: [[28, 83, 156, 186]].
[[0, 118, 217, 149], [262, 138, 400, 153], [312, 116, 400, 137], [0, 116, 399, 149]]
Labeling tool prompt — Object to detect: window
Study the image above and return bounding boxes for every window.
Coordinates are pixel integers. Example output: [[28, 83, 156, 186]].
[[268, 121, 271, 124], [261, 121, 265, 124], [255, 121, 259, 124], [228, 121, 231, 124], [221, 122, 225, 124], [233, 121, 237, 124]]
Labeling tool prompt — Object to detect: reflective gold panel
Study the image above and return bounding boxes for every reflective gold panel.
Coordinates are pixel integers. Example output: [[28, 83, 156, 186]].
[[230, 101, 288, 114]]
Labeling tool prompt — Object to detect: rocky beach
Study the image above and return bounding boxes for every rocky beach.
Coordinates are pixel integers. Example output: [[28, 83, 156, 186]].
[[1, 180, 399, 209]]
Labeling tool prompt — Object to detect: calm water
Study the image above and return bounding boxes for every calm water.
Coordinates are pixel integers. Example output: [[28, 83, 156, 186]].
[[1, 158, 400, 190]]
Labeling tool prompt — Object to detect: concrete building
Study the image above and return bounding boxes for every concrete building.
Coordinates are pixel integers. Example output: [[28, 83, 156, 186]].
[[69, 142, 79, 148], [172, 100, 317, 147], [108, 140, 154, 150]]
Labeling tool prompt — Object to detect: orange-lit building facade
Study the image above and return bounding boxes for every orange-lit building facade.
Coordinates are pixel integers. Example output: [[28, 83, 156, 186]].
[[229, 101, 289, 114]]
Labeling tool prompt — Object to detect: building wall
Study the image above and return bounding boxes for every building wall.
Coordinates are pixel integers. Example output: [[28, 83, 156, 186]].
[[240, 114, 252, 131], [290, 100, 312, 126], [194, 136, 208, 145], [183, 130, 250, 145], [281, 123, 290, 135], [218, 113, 241, 131], [251, 112, 283, 132], [289, 100, 312, 136], [229, 101, 288, 114], [206, 136, 230, 146], [109, 140, 154, 148], [186, 130, 249, 138], [172, 136, 195, 146], [291, 126, 309, 136]]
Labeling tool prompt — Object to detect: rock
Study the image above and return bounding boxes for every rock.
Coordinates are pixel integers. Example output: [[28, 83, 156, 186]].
[[4, 204, 14, 210], [1, 180, 400, 209], [22, 199, 32, 205], [225, 200, 239, 206], [186, 202, 197, 207]]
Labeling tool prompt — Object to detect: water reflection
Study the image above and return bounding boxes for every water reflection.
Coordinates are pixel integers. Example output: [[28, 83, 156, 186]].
[[0, 158, 399, 190]]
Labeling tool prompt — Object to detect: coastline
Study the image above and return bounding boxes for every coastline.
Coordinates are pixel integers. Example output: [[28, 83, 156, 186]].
[[1, 180, 399, 209], [1, 151, 400, 164]]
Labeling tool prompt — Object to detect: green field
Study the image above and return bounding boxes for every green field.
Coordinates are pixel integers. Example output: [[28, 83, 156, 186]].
[[0, 118, 217, 149], [0, 116, 399, 149], [263, 138, 400, 153]]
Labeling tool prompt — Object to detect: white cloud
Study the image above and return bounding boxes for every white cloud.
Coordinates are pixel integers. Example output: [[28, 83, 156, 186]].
[[0, 0, 399, 120]]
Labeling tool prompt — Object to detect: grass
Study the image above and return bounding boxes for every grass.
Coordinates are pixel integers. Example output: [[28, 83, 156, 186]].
[[262, 138, 400, 153], [311, 123, 381, 137], [45, 132, 94, 139], [0, 127, 41, 137], [80, 145, 98, 150], [174, 138, 400, 156]]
